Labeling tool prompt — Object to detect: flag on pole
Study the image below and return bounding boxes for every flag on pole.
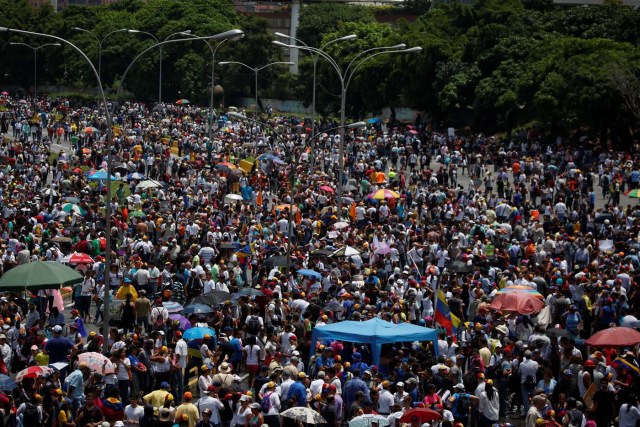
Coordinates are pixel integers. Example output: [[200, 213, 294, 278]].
[[349, 201, 356, 221], [434, 290, 460, 335], [256, 190, 263, 207]]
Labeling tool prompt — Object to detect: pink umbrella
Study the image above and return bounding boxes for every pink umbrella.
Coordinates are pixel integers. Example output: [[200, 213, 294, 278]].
[[64, 252, 95, 265], [16, 366, 52, 382], [489, 293, 544, 315], [375, 242, 391, 255], [320, 185, 334, 193]]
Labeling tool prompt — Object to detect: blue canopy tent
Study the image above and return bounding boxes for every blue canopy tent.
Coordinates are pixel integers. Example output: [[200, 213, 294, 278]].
[[310, 318, 439, 368]]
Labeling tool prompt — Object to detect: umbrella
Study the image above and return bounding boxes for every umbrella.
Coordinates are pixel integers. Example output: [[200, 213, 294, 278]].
[[446, 260, 472, 273], [77, 352, 115, 374], [219, 242, 238, 250], [275, 204, 299, 213], [82, 148, 91, 155], [183, 327, 216, 340], [320, 185, 334, 193], [349, 414, 390, 427], [0, 374, 16, 391], [43, 188, 59, 197], [136, 179, 163, 189], [321, 301, 344, 312], [545, 327, 573, 338], [368, 189, 400, 200], [399, 408, 442, 424], [235, 288, 263, 297], [595, 213, 614, 224], [265, 255, 294, 267], [585, 326, 640, 347], [61, 203, 86, 215], [129, 211, 146, 218], [310, 249, 333, 258], [169, 314, 192, 330], [626, 189, 640, 198], [84, 126, 99, 134], [297, 269, 322, 279], [127, 172, 145, 180], [216, 162, 237, 171], [62, 252, 95, 265], [489, 292, 545, 315], [281, 407, 327, 424], [48, 362, 69, 372], [239, 158, 255, 173], [15, 366, 53, 382], [62, 196, 80, 204], [162, 301, 184, 314], [224, 194, 243, 203], [182, 303, 213, 315], [375, 242, 391, 255], [0, 261, 83, 291], [50, 236, 72, 243], [366, 118, 382, 125], [333, 221, 350, 230], [330, 246, 360, 257], [176, 99, 190, 105], [0, 91, 8, 96], [190, 291, 232, 306], [87, 170, 117, 181], [498, 285, 543, 298]]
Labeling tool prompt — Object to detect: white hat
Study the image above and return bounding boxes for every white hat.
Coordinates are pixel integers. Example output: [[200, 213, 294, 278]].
[[114, 422, 125, 427], [396, 382, 404, 387], [52, 325, 63, 333]]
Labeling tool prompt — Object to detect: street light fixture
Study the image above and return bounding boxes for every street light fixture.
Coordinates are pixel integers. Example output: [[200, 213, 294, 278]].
[[218, 61, 294, 116], [273, 40, 421, 217], [180, 32, 245, 140], [9, 42, 61, 99], [72, 27, 135, 81], [228, 111, 366, 270], [272, 33, 357, 170]]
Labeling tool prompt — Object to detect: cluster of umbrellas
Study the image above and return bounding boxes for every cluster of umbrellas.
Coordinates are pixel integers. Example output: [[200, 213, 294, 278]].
[[280, 407, 442, 426]]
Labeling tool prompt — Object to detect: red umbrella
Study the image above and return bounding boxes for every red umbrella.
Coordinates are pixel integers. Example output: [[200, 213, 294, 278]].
[[489, 292, 544, 315], [399, 408, 442, 423], [585, 327, 640, 347], [72, 167, 83, 175], [66, 252, 95, 264], [320, 185, 334, 193], [15, 366, 52, 382]]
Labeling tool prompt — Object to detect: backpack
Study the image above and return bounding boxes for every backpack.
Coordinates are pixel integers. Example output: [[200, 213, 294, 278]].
[[456, 394, 471, 415], [261, 392, 273, 413], [247, 316, 260, 335], [153, 307, 166, 328], [23, 402, 41, 425]]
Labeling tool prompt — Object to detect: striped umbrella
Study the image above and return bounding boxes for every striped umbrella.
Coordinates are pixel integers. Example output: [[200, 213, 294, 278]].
[[498, 285, 543, 298], [368, 189, 400, 200]]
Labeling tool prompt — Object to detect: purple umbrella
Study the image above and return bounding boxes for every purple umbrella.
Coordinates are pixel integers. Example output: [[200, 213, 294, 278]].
[[169, 314, 191, 330], [375, 242, 391, 255]]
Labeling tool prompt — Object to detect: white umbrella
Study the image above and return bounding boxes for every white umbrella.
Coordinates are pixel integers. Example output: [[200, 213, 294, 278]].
[[330, 246, 360, 257], [224, 194, 243, 203], [43, 188, 59, 197], [281, 407, 327, 424], [136, 179, 163, 189], [349, 414, 390, 427], [334, 221, 350, 230]]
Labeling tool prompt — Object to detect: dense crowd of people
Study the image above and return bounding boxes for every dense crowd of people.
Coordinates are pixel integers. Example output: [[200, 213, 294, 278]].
[[0, 92, 638, 427]]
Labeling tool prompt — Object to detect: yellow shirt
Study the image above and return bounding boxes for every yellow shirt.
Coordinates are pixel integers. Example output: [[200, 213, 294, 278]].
[[115, 284, 138, 302], [174, 402, 200, 427], [35, 352, 49, 366], [58, 409, 70, 426], [144, 389, 171, 413]]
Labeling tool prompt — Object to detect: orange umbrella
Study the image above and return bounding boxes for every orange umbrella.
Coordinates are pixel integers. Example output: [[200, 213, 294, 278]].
[[585, 327, 640, 347], [489, 292, 544, 315], [276, 204, 299, 213]]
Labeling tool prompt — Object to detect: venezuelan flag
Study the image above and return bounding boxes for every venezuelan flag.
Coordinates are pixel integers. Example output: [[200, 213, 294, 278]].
[[434, 290, 460, 335]]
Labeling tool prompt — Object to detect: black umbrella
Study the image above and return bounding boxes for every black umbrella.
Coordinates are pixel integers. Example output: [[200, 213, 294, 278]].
[[322, 301, 344, 312], [446, 260, 472, 273], [265, 255, 293, 267], [595, 213, 614, 224], [190, 291, 231, 306], [218, 242, 238, 250], [310, 249, 333, 258]]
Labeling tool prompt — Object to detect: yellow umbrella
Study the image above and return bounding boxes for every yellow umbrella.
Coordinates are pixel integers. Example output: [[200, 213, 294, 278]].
[[368, 189, 400, 200], [239, 157, 256, 174]]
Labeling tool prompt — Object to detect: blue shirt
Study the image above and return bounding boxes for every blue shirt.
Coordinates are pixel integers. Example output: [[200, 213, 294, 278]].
[[65, 369, 84, 400], [287, 380, 307, 407], [45, 336, 74, 363], [343, 377, 369, 411]]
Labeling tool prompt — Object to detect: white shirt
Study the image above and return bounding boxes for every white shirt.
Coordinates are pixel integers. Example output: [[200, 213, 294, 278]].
[[378, 389, 394, 414], [175, 339, 188, 369], [197, 396, 225, 424], [478, 390, 499, 421], [116, 357, 131, 381], [124, 404, 144, 427]]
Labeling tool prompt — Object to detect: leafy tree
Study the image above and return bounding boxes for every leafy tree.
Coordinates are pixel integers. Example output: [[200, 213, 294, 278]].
[[296, 3, 376, 49]]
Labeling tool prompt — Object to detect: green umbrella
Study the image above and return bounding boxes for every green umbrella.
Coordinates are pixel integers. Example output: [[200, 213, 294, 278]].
[[130, 210, 146, 218], [0, 261, 83, 291]]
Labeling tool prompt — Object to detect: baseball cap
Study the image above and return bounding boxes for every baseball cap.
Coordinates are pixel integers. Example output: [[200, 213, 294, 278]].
[[52, 325, 63, 333]]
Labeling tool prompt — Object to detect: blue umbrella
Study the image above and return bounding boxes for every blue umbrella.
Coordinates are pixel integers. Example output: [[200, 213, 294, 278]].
[[297, 269, 322, 279], [183, 327, 216, 340], [126, 172, 145, 180], [367, 118, 382, 125], [162, 301, 184, 314], [183, 303, 214, 315], [0, 374, 17, 391], [87, 170, 117, 181]]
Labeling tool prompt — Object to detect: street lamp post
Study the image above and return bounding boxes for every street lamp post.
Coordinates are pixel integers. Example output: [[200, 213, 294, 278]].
[[0, 26, 243, 352], [9, 42, 60, 99], [273, 32, 357, 170], [228, 111, 366, 271], [218, 61, 294, 116], [128, 30, 193, 104], [72, 27, 136, 81], [181, 32, 244, 140], [274, 40, 421, 218]]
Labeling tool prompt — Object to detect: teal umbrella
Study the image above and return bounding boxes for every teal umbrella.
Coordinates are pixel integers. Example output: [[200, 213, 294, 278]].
[[0, 261, 83, 291]]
